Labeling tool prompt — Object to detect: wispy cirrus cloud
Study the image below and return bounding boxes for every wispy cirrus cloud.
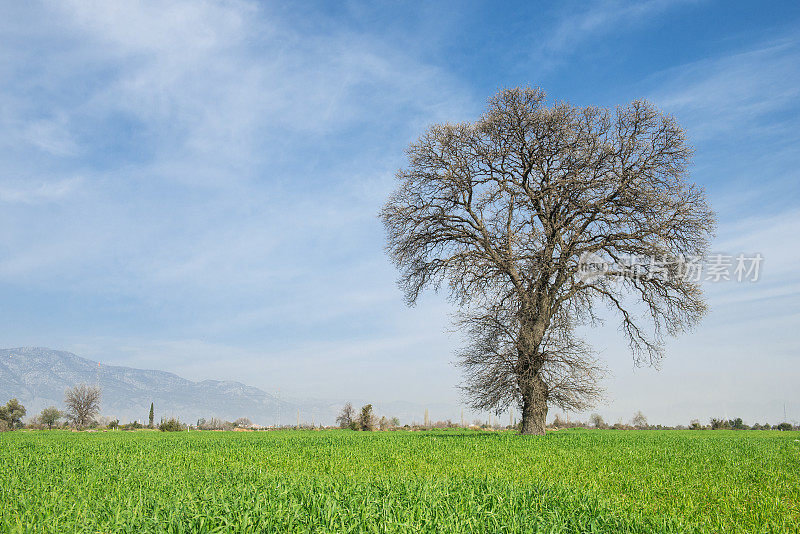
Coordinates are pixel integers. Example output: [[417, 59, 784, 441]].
[[0, 0, 472, 394], [0, 0, 472, 284], [532, 0, 699, 69], [546, 0, 690, 51], [0, 176, 83, 204], [648, 38, 800, 141], [643, 35, 800, 224]]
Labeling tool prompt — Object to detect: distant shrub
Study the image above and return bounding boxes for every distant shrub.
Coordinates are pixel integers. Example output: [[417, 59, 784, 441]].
[[38, 407, 63, 430], [233, 417, 253, 428], [550, 414, 567, 429], [590, 414, 607, 429], [631, 411, 648, 429], [197, 418, 232, 431], [107, 419, 120, 430], [731, 417, 748, 430], [158, 417, 185, 432], [776, 422, 792, 431], [358, 404, 376, 431], [440, 423, 458, 431], [710, 418, 731, 430], [121, 421, 143, 430]]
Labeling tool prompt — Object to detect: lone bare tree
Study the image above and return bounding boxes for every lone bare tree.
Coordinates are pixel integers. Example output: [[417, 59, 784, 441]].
[[336, 402, 355, 429], [382, 87, 714, 435], [589, 413, 606, 429], [64, 384, 102, 428], [631, 411, 649, 429]]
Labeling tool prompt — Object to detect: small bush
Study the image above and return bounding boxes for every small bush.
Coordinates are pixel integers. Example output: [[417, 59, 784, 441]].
[[550, 414, 567, 429], [710, 418, 731, 430], [197, 418, 233, 430], [158, 417, 185, 432], [731, 417, 748, 430], [121, 421, 143, 430], [233, 417, 253, 428]]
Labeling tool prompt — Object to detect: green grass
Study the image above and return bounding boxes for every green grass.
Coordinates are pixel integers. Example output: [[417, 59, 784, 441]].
[[1, 429, 798, 532]]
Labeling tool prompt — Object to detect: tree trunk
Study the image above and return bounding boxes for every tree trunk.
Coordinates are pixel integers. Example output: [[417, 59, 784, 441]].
[[520, 373, 548, 435], [517, 304, 549, 435]]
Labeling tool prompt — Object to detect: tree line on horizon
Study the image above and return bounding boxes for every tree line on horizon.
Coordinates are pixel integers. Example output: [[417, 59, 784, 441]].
[[1, 388, 796, 432], [0, 384, 102, 431], [335, 403, 401, 431]]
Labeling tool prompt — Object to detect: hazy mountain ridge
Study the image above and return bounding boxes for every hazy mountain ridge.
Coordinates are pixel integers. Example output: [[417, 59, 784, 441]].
[[0, 347, 292, 425], [0, 347, 473, 425]]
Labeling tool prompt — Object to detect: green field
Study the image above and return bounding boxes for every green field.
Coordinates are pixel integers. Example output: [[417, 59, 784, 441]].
[[1, 429, 798, 533]]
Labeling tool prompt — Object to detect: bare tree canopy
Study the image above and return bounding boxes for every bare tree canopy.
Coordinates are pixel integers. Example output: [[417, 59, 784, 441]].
[[589, 413, 606, 429], [64, 384, 102, 428], [631, 411, 649, 429], [336, 402, 355, 429], [381, 87, 715, 435]]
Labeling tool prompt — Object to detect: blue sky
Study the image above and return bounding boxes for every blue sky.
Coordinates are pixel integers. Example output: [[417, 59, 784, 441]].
[[1, 0, 798, 424]]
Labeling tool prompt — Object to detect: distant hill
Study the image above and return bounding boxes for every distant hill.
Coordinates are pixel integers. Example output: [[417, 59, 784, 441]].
[[0, 347, 315, 425], [0, 347, 472, 426]]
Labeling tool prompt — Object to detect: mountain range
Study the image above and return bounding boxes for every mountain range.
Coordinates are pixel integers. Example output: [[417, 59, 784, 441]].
[[0, 347, 472, 425]]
